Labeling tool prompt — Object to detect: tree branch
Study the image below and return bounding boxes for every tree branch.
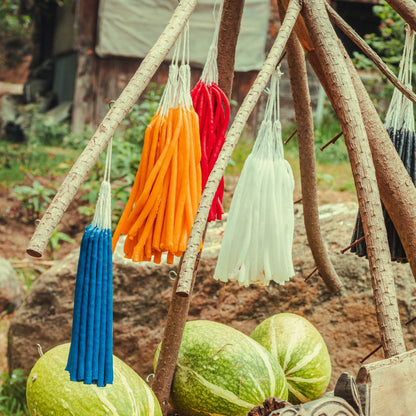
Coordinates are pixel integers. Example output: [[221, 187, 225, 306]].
[[302, 0, 406, 358], [217, 0, 246, 99], [326, 2, 416, 107], [175, 0, 303, 296], [284, 29, 343, 292], [26, 0, 198, 257]]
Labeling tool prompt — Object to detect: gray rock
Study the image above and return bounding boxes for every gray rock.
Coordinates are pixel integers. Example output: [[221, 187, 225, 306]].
[[0, 258, 24, 313]]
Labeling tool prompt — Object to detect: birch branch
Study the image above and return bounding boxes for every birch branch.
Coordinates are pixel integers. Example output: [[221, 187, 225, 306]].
[[302, 0, 405, 358], [326, 2, 416, 107], [284, 29, 342, 292], [26, 0, 198, 258], [384, 0, 416, 32], [176, 0, 303, 296]]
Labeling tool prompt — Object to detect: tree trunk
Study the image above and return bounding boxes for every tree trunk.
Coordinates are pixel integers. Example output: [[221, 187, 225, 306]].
[[217, 0, 246, 98], [302, 0, 406, 358], [284, 29, 342, 292]]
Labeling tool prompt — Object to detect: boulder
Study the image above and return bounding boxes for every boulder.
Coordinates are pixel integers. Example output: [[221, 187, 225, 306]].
[[0, 258, 24, 313], [8, 202, 416, 390]]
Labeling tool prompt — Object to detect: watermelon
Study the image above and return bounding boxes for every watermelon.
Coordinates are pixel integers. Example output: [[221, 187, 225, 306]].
[[154, 320, 288, 416], [26, 343, 162, 416], [250, 313, 331, 404]]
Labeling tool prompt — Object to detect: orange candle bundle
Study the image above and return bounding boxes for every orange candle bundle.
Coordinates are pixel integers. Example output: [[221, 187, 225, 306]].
[[113, 32, 202, 264]]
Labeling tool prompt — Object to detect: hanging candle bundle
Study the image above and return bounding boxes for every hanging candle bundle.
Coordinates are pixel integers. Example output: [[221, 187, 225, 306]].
[[214, 69, 295, 286], [190, 3, 230, 221], [350, 27, 416, 262], [66, 142, 113, 387], [113, 28, 202, 264]]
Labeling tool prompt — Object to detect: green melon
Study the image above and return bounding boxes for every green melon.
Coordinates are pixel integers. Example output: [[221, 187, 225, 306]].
[[250, 313, 331, 404], [154, 320, 288, 416], [26, 343, 162, 416]]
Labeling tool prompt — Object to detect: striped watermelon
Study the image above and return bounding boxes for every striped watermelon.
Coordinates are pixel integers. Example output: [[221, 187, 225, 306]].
[[250, 313, 331, 404], [154, 320, 288, 416], [26, 343, 162, 416]]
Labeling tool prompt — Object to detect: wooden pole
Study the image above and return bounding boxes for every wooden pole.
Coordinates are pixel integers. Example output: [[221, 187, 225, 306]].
[[26, 0, 198, 257], [176, 0, 302, 296], [71, 0, 99, 132], [302, 0, 406, 358], [217, 0, 246, 98], [384, 0, 416, 32], [283, 28, 342, 292]]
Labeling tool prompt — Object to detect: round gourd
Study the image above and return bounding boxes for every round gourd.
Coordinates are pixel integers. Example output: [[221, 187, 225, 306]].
[[250, 313, 331, 404], [154, 320, 288, 416], [26, 343, 162, 416]]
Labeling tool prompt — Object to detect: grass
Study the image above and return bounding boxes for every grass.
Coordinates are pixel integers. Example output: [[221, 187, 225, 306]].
[[0, 142, 77, 186]]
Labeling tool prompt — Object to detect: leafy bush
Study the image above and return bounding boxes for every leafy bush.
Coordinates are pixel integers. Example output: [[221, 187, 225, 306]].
[[0, 369, 29, 416], [353, 1, 414, 114]]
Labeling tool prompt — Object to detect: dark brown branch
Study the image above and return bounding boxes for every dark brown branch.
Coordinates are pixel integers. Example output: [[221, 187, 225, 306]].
[[320, 131, 343, 151], [217, 0, 246, 98], [326, 3, 416, 107], [284, 128, 297, 145], [340, 236, 365, 254]]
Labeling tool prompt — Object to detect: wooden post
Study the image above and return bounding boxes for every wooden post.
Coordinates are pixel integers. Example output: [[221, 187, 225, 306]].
[[302, 0, 406, 358], [71, 0, 99, 132]]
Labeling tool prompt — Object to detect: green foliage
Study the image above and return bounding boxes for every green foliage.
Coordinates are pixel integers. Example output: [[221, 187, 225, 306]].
[[352, 0, 414, 114], [353, 0, 405, 70], [13, 180, 55, 220], [0, 0, 32, 71], [48, 227, 75, 257], [0, 369, 29, 416]]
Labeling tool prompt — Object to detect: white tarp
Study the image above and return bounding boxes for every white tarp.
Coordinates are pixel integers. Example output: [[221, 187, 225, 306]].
[[96, 0, 270, 71]]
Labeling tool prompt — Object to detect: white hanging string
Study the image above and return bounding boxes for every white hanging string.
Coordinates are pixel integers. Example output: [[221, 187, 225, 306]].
[[252, 67, 285, 160], [213, 66, 295, 286], [385, 26, 415, 133], [200, 0, 222, 85], [92, 139, 112, 230], [178, 23, 193, 109]]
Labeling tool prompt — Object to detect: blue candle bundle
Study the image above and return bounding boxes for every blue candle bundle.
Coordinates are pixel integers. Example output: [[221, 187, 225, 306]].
[[66, 144, 113, 386]]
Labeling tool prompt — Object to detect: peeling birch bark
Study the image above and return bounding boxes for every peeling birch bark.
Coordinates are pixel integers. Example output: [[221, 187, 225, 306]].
[[326, 3, 416, 107], [384, 0, 416, 32], [284, 31, 342, 292], [175, 0, 302, 296], [26, 0, 198, 257], [302, 0, 406, 358], [217, 0, 246, 98]]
